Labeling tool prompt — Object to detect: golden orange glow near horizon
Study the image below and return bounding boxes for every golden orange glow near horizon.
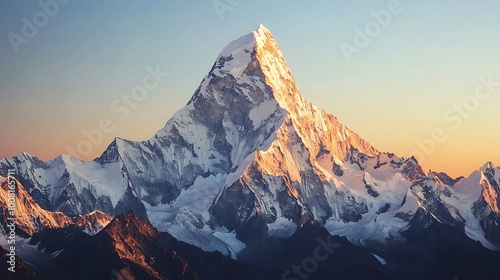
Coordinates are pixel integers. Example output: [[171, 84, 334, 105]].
[[1, 92, 499, 179], [1, 1, 499, 180]]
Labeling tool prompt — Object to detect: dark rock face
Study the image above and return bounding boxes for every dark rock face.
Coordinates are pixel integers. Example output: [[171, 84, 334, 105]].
[[95, 139, 121, 165], [339, 194, 368, 223], [483, 166, 500, 210], [481, 212, 500, 247], [236, 214, 269, 244], [276, 182, 303, 223], [435, 172, 463, 186], [411, 178, 466, 229], [402, 157, 426, 181], [298, 170, 334, 223], [114, 185, 148, 220], [376, 203, 391, 215], [332, 161, 344, 176], [472, 165, 500, 247], [27, 188, 49, 210], [211, 179, 256, 231], [364, 178, 380, 198]]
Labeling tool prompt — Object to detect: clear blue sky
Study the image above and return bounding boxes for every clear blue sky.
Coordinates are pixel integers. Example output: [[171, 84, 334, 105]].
[[1, 0, 500, 177]]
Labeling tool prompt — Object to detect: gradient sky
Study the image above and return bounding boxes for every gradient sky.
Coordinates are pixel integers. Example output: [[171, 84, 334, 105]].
[[1, 0, 499, 178]]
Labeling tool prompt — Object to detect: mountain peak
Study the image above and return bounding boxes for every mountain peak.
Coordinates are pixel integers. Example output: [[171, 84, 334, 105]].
[[219, 24, 273, 57], [214, 24, 284, 82], [254, 24, 273, 45], [210, 24, 303, 115], [257, 24, 269, 32], [158, 25, 378, 171], [481, 161, 495, 170]]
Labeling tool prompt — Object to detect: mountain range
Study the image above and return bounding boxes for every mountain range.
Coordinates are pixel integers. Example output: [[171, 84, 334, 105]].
[[1, 25, 499, 279]]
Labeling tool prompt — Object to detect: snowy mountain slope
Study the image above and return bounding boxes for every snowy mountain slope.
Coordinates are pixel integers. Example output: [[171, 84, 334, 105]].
[[404, 163, 500, 249], [0, 175, 70, 236], [0, 151, 145, 218], [1, 25, 499, 257], [0, 176, 112, 237]]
